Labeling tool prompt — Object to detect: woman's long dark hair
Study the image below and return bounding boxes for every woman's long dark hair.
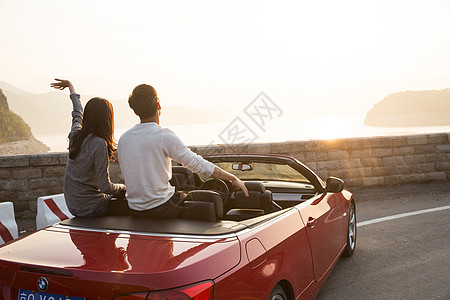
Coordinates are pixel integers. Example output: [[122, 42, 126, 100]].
[[69, 97, 116, 160]]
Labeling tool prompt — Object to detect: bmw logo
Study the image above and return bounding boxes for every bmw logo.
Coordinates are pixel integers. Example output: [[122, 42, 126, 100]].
[[37, 277, 48, 292]]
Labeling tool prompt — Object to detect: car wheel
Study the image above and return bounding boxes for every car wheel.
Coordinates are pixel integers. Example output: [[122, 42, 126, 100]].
[[269, 284, 287, 300], [343, 201, 356, 257]]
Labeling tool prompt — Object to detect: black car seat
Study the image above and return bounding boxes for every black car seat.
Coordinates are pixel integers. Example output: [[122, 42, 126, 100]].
[[180, 190, 223, 222], [225, 182, 273, 221]]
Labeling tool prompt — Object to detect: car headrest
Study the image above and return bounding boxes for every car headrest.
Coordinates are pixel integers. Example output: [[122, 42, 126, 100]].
[[181, 201, 217, 222], [171, 166, 195, 190], [244, 181, 266, 193], [185, 190, 223, 219], [170, 173, 185, 190]]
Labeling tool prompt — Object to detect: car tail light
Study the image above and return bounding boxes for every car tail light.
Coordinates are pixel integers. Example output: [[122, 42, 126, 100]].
[[114, 281, 214, 300]]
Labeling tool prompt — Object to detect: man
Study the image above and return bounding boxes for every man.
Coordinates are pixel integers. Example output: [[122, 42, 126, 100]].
[[118, 84, 248, 218]]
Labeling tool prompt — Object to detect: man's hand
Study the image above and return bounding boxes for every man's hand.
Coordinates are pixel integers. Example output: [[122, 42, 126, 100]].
[[211, 166, 249, 196], [231, 177, 249, 197], [51, 78, 76, 94]]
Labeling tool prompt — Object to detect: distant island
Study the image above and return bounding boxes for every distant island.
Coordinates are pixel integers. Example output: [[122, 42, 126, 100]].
[[364, 88, 450, 127], [0, 89, 49, 156]]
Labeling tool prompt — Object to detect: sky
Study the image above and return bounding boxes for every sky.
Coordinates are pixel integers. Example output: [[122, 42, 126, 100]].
[[1, 0, 450, 120]]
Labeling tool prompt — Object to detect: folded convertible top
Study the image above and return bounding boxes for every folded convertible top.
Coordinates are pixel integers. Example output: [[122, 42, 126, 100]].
[[59, 216, 248, 236]]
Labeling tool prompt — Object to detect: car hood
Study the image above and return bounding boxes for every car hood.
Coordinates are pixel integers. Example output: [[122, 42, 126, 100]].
[[0, 226, 240, 292]]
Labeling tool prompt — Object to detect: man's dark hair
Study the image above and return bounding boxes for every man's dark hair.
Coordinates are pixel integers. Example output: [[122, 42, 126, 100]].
[[128, 84, 158, 119]]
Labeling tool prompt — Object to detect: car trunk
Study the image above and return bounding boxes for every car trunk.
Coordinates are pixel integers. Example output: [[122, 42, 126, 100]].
[[0, 226, 240, 299]]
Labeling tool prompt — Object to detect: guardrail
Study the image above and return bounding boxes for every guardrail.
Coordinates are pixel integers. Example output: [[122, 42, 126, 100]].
[[36, 194, 73, 230], [0, 202, 18, 245]]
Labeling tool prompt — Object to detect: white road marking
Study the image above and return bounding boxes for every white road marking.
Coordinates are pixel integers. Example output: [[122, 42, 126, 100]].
[[357, 205, 450, 227]]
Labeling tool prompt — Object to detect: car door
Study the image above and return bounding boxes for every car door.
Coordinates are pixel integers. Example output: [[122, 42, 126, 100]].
[[296, 192, 343, 281], [219, 208, 315, 299]]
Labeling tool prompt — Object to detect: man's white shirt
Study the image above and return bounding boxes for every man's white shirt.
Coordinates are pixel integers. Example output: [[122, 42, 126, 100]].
[[118, 122, 215, 211]]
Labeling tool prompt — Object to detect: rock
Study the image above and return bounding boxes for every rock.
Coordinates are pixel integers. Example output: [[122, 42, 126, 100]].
[[0, 89, 50, 155], [0, 137, 50, 156], [0, 89, 9, 112]]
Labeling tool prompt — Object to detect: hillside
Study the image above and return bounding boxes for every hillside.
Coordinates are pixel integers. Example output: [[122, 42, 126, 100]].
[[0, 89, 32, 143], [364, 89, 450, 127], [0, 89, 50, 155], [0, 81, 73, 134]]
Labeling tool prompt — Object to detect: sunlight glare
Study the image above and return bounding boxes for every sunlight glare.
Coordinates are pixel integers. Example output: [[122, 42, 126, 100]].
[[311, 116, 354, 140]]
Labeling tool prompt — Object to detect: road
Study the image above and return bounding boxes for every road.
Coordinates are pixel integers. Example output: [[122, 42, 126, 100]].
[[316, 181, 450, 300]]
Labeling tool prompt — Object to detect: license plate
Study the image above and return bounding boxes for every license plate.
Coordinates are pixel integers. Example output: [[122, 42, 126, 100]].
[[18, 289, 85, 300]]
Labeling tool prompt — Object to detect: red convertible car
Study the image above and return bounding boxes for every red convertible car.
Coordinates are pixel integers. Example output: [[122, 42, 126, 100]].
[[0, 154, 356, 300]]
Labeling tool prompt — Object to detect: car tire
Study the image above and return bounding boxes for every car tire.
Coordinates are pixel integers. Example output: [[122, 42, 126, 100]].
[[269, 284, 288, 300], [342, 201, 357, 257]]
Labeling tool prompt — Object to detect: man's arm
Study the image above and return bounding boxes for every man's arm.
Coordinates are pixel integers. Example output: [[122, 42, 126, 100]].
[[211, 166, 249, 196], [163, 130, 249, 196]]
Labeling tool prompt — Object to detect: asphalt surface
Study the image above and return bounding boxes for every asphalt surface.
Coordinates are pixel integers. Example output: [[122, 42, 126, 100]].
[[316, 181, 450, 300]]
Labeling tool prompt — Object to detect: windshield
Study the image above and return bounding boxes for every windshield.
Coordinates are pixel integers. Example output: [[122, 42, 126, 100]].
[[211, 161, 310, 183]]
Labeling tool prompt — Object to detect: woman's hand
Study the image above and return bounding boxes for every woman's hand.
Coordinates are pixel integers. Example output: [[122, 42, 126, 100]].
[[116, 184, 127, 200], [51, 78, 76, 94]]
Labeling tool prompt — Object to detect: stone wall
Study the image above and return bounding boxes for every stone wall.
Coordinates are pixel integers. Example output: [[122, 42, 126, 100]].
[[0, 153, 123, 219], [192, 133, 450, 188], [0, 132, 449, 219]]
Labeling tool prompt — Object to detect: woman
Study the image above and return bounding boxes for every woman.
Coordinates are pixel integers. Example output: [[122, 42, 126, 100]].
[[51, 79, 126, 217]]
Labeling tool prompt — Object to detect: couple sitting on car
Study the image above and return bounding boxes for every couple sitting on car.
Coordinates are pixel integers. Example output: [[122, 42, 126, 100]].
[[51, 79, 248, 218]]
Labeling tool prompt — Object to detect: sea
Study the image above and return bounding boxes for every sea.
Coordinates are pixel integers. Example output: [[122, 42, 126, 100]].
[[34, 115, 450, 153]]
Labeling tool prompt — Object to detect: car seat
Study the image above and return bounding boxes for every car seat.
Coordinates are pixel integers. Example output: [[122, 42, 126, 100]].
[[180, 190, 223, 222], [225, 182, 273, 221]]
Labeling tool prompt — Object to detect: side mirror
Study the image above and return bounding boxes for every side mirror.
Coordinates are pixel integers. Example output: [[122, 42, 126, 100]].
[[325, 177, 344, 193]]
